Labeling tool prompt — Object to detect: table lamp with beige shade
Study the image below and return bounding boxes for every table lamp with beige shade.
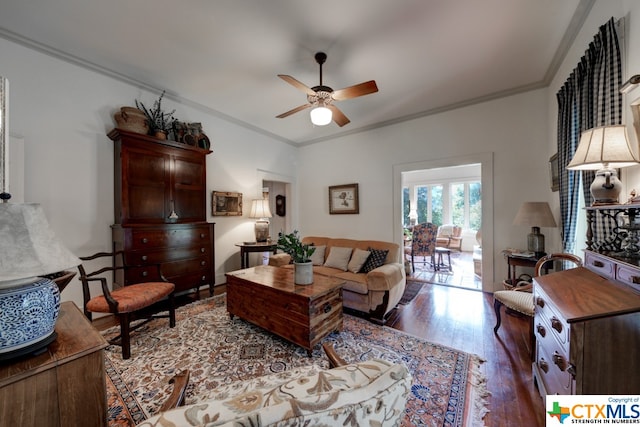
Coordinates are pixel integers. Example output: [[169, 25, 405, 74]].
[[566, 125, 640, 205], [513, 202, 557, 258]]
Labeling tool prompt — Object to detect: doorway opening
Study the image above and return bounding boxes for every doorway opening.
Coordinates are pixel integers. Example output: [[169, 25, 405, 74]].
[[393, 153, 494, 292]]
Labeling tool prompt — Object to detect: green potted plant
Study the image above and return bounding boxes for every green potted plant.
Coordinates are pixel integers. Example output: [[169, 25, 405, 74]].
[[135, 90, 176, 139], [276, 230, 315, 285]]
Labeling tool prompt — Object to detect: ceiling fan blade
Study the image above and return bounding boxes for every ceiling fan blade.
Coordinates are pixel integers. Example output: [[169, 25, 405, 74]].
[[332, 80, 378, 101], [328, 105, 350, 127], [276, 103, 311, 119], [277, 75, 316, 96]]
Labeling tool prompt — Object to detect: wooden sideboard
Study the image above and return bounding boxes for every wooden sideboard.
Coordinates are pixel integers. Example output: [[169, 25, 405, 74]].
[[0, 302, 108, 427], [532, 203, 640, 397], [109, 128, 215, 295]]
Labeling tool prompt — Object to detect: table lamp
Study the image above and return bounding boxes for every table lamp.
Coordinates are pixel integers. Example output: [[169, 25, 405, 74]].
[[566, 125, 640, 205], [0, 203, 81, 360], [249, 199, 272, 242], [513, 202, 557, 258]]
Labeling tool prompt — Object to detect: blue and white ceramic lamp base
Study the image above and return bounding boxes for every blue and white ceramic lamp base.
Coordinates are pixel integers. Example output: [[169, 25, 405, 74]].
[[0, 277, 61, 360]]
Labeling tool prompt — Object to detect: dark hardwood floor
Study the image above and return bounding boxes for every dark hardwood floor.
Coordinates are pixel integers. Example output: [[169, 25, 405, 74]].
[[93, 282, 544, 427]]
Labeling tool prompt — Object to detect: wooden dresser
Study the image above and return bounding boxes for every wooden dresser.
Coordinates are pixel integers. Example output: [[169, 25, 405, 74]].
[[109, 129, 215, 295], [0, 302, 108, 427], [532, 203, 640, 397]]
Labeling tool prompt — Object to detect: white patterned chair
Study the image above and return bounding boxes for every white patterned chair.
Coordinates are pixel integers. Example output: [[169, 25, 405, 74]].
[[138, 345, 412, 427]]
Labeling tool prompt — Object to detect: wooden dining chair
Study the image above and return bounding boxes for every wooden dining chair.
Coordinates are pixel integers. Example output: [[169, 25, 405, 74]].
[[493, 253, 582, 357], [77, 251, 176, 359]]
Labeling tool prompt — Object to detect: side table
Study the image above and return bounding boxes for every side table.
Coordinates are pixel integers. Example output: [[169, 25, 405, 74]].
[[0, 301, 108, 427], [235, 242, 278, 268], [504, 252, 549, 284]]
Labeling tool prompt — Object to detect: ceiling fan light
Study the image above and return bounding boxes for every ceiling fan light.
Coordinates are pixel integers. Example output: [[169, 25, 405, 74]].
[[310, 106, 332, 126]]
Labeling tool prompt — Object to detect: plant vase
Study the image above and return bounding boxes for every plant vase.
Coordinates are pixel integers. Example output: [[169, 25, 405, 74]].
[[294, 261, 313, 285]]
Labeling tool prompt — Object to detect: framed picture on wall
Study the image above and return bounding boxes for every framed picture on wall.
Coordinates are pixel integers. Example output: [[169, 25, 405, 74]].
[[549, 153, 559, 192], [212, 191, 243, 216], [329, 183, 359, 214]]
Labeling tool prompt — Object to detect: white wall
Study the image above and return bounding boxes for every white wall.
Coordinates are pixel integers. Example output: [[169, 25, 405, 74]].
[[0, 37, 297, 309], [297, 89, 550, 291]]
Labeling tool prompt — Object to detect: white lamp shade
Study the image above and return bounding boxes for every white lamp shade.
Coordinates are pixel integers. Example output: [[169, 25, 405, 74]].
[[567, 125, 640, 170], [310, 106, 332, 126], [249, 199, 272, 219], [0, 203, 81, 286]]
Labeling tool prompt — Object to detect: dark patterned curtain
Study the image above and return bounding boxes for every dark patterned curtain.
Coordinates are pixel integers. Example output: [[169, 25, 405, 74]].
[[556, 17, 623, 252]]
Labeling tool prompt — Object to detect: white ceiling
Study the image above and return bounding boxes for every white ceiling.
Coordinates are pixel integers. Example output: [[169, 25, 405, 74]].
[[0, 0, 590, 145]]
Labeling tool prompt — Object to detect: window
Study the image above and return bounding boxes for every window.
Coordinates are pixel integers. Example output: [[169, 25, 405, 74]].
[[403, 181, 480, 231], [451, 181, 481, 230]]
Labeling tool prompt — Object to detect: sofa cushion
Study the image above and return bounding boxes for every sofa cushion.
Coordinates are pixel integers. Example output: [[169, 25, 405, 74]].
[[334, 271, 369, 294], [347, 248, 371, 273], [361, 248, 389, 273], [324, 246, 353, 271], [309, 245, 326, 265]]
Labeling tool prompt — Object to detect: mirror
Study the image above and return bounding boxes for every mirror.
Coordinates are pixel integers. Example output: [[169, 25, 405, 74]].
[[0, 76, 9, 201]]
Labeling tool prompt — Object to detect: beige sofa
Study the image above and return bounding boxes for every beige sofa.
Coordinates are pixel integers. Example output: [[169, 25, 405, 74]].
[[270, 236, 406, 324]]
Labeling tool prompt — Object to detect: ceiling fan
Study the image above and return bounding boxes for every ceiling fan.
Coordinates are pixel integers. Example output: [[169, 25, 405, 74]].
[[276, 52, 378, 127]]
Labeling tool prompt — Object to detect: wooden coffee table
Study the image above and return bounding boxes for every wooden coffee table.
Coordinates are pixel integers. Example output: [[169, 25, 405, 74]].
[[225, 265, 344, 356]]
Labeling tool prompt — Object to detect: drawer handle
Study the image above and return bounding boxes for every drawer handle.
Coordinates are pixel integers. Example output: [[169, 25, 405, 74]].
[[141, 238, 148, 244], [201, 261, 206, 266], [591, 260, 604, 268], [538, 358, 549, 373], [551, 317, 563, 334], [536, 324, 546, 338], [201, 275, 206, 281], [535, 297, 545, 308], [141, 255, 148, 261], [324, 303, 332, 314], [142, 271, 148, 277], [552, 351, 567, 371], [201, 248, 206, 253], [200, 233, 206, 238]]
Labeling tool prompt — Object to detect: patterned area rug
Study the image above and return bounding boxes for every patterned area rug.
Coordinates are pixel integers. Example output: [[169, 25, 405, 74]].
[[105, 294, 489, 426], [399, 278, 425, 305]]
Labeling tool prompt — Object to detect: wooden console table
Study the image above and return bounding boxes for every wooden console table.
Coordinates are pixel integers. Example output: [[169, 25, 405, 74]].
[[235, 242, 278, 268], [0, 302, 108, 427]]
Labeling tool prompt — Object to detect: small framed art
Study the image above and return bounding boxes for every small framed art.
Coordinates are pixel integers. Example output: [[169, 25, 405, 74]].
[[329, 183, 359, 214], [212, 191, 243, 216]]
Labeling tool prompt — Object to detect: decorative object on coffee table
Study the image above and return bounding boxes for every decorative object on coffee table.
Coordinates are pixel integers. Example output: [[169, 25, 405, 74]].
[[276, 230, 316, 284]]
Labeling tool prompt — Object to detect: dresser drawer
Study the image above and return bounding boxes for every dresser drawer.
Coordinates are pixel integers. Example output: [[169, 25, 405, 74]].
[[584, 251, 615, 280], [126, 256, 210, 282], [126, 246, 210, 265], [534, 287, 569, 345], [129, 226, 211, 249], [535, 339, 573, 395], [615, 264, 640, 294]]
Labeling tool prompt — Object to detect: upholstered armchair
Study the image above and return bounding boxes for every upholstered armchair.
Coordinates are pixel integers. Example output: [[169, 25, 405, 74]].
[[138, 344, 412, 427], [436, 224, 463, 250]]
